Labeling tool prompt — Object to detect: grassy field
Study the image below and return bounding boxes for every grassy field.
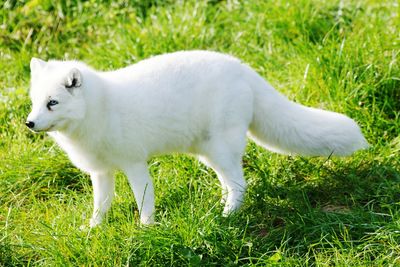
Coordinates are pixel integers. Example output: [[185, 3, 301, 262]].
[[1, 0, 399, 265]]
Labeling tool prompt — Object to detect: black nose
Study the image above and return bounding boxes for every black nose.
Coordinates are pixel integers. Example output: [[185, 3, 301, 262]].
[[25, 121, 35, 129]]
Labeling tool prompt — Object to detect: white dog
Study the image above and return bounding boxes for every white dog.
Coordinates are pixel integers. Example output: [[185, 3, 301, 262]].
[[26, 51, 368, 227]]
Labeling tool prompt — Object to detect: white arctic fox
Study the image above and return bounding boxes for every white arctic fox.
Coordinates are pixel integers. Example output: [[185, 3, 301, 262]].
[[26, 51, 368, 227]]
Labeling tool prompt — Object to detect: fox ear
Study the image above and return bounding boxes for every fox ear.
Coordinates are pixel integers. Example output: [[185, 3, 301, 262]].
[[30, 58, 46, 75], [65, 68, 82, 94]]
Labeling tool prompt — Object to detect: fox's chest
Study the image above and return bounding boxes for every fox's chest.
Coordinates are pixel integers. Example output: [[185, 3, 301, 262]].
[[49, 132, 115, 173]]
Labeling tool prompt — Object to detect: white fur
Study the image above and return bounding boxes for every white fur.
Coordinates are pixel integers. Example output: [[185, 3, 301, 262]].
[[27, 51, 368, 227]]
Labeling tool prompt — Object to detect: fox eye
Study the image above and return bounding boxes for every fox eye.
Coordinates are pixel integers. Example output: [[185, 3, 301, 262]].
[[47, 100, 59, 110]]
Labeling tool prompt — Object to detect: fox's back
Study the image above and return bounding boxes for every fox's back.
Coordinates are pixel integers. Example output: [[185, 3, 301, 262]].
[[99, 51, 253, 156], [103, 50, 243, 87]]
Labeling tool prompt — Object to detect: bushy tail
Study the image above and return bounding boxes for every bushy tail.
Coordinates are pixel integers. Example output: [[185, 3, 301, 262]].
[[246, 69, 369, 156]]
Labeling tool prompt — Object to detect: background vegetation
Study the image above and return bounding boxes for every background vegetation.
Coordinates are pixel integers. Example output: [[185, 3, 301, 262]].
[[1, 0, 399, 265]]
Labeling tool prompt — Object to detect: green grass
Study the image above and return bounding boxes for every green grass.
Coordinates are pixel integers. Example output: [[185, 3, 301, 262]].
[[1, 0, 399, 265]]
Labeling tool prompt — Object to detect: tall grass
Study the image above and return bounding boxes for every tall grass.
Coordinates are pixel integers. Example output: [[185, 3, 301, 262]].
[[1, 0, 399, 265]]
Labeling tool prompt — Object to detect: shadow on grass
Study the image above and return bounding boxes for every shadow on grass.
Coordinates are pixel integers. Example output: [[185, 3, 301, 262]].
[[233, 156, 400, 263]]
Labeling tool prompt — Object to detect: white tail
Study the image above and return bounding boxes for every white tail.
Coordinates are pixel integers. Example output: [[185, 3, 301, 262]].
[[246, 68, 369, 156]]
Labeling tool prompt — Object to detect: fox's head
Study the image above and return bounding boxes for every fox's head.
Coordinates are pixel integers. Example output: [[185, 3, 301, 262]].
[[26, 58, 87, 132]]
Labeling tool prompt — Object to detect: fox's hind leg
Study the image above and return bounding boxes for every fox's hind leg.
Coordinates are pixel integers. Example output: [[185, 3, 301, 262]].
[[195, 81, 252, 215], [201, 154, 246, 215], [199, 156, 229, 205], [199, 127, 248, 216]]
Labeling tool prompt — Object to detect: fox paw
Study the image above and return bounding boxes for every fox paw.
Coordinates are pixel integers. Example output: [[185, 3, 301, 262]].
[[89, 217, 102, 228]]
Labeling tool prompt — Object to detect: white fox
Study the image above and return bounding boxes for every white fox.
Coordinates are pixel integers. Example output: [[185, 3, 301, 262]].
[[26, 51, 368, 227]]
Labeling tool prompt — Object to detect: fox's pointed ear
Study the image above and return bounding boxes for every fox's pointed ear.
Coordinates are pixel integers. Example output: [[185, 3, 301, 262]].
[[30, 58, 46, 75], [64, 68, 82, 94]]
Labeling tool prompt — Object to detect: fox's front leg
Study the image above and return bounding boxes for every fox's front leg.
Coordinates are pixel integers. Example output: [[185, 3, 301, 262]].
[[123, 162, 155, 225], [89, 172, 115, 227]]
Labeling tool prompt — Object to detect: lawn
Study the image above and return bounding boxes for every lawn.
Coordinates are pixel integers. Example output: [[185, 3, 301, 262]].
[[1, 0, 399, 266]]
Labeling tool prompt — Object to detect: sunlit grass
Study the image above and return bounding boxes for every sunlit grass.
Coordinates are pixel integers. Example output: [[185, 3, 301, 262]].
[[1, 0, 399, 265]]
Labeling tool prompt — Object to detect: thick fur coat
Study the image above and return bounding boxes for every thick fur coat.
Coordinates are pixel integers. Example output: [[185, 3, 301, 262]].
[[27, 51, 368, 227]]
